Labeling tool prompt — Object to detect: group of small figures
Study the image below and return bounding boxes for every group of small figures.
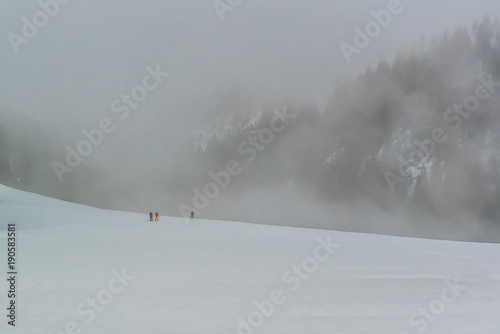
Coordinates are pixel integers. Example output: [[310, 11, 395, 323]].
[[149, 212, 159, 221], [148, 211, 195, 221]]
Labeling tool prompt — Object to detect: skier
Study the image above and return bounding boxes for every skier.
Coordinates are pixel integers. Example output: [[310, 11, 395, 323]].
[[149, 212, 153, 221], [190, 211, 195, 219], [155, 212, 159, 221]]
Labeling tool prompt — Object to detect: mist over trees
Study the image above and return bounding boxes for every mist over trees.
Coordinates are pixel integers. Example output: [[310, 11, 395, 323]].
[[317, 17, 500, 219], [172, 17, 500, 232], [2, 17, 500, 241], [0, 109, 60, 196]]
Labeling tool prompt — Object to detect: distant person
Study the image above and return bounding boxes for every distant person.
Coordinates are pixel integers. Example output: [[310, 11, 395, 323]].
[[155, 212, 159, 221], [190, 211, 195, 219], [149, 212, 153, 221]]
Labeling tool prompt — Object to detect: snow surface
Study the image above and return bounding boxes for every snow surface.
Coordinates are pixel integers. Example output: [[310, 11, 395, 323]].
[[0, 185, 499, 334]]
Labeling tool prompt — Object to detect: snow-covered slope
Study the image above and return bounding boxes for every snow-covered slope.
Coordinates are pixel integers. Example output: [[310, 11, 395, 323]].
[[0, 185, 499, 333]]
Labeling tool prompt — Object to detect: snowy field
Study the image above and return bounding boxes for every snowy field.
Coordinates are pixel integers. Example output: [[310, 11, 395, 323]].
[[1, 184, 500, 334]]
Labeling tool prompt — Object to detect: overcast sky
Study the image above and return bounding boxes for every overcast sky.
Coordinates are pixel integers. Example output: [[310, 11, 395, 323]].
[[1, 0, 500, 133], [2, 1, 500, 237], [1, 0, 500, 197]]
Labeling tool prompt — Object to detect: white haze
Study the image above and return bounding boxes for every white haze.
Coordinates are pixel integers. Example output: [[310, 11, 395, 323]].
[[1, 1, 500, 242]]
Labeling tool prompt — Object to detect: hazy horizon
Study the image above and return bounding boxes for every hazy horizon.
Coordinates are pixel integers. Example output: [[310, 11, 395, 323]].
[[2, 1, 500, 242]]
